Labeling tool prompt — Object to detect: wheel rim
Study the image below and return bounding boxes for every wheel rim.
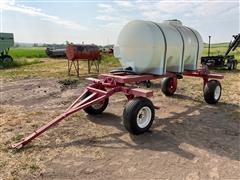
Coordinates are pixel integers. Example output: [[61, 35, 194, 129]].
[[214, 85, 221, 100], [168, 78, 177, 93], [136, 106, 152, 128], [3, 57, 12, 63], [92, 102, 104, 110]]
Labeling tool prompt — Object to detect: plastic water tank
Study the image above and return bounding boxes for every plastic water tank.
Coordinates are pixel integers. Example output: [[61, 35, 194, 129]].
[[114, 20, 203, 75]]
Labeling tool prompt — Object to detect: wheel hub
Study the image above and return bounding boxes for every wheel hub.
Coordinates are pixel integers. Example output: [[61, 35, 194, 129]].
[[3, 57, 12, 63], [168, 78, 177, 93], [92, 102, 103, 110], [214, 85, 221, 100], [137, 107, 152, 128]]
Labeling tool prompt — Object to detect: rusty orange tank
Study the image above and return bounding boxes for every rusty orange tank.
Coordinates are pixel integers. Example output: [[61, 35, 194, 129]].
[[66, 44, 100, 61]]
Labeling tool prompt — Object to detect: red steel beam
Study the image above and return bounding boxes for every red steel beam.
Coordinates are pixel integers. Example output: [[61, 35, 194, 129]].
[[11, 92, 105, 149], [183, 71, 224, 79], [99, 74, 160, 84]]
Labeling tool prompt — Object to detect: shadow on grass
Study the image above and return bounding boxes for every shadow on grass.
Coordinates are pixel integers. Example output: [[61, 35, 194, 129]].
[[0, 59, 43, 69]]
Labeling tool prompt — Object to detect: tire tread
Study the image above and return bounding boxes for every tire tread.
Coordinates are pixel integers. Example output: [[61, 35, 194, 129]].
[[204, 80, 221, 104], [123, 97, 155, 135], [82, 92, 109, 115], [161, 77, 177, 96]]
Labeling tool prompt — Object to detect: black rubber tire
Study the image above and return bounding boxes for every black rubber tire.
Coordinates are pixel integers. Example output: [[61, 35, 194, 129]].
[[82, 91, 109, 115], [143, 80, 151, 88], [204, 80, 222, 104], [230, 63, 234, 70], [2, 55, 13, 63], [123, 97, 155, 135], [233, 61, 237, 70], [227, 62, 234, 70], [161, 77, 177, 96]]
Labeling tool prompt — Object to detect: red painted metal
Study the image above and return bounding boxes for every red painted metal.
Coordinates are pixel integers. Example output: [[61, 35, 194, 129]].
[[183, 70, 224, 79], [11, 68, 224, 149], [66, 44, 100, 61], [168, 77, 177, 94], [183, 68, 224, 88], [11, 92, 105, 149], [99, 73, 161, 84]]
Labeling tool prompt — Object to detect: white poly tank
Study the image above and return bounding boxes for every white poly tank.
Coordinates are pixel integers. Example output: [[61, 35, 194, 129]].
[[114, 20, 203, 75]]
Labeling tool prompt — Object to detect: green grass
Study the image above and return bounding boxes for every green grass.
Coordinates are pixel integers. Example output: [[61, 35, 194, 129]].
[[0, 58, 41, 69], [101, 54, 120, 66], [9, 47, 47, 58], [7, 44, 240, 62], [0, 59, 67, 78], [0, 55, 120, 78], [202, 43, 240, 63]]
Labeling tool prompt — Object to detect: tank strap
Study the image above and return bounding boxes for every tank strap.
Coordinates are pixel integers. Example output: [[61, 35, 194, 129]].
[[175, 27, 185, 72], [150, 22, 167, 73], [186, 27, 200, 69]]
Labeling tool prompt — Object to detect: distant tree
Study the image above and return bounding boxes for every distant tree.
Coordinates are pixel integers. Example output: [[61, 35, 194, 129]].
[[14, 43, 20, 48], [33, 43, 38, 47], [42, 43, 48, 47]]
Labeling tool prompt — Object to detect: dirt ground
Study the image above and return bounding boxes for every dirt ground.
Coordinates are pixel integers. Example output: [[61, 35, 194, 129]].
[[0, 70, 239, 180]]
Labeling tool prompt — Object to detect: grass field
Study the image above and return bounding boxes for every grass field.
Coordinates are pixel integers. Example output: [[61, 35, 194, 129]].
[[203, 43, 240, 61], [9, 47, 47, 58], [0, 43, 239, 78], [7, 43, 240, 59], [0, 54, 120, 78]]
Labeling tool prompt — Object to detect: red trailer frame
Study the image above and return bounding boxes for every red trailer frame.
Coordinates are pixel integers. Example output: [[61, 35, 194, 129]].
[[11, 68, 223, 149]]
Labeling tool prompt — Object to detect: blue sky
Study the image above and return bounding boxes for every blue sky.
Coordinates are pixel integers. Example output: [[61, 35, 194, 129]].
[[0, 0, 239, 45]]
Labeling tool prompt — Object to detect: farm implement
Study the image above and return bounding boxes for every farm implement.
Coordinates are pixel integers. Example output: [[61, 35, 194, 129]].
[[201, 33, 240, 70], [45, 45, 66, 58], [11, 67, 223, 149], [0, 33, 14, 63]]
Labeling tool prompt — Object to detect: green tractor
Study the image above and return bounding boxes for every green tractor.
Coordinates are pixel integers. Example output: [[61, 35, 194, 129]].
[[0, 33, 14, 63]]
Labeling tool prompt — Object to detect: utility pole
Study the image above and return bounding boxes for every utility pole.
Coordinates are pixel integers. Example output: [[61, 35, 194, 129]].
[[208, 36, 211, 57]]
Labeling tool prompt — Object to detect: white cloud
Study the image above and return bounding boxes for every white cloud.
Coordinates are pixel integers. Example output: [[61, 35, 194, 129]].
[[95, 14, 130, 30], [96, 15, 122, 22], [136, 1, 193, 20], [98, 3, 114, 13], [95, 0, 239, 25], [134, 0, 239, 23], [94, 0, 239, 43], [114, 1, 135, 9], [191, 1, 238, 18], [0, 0, 88, 31], [96, 1, 132, 30]]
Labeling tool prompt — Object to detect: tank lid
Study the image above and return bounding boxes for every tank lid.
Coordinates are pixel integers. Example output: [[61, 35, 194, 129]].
[[163, 19, 182, 26]]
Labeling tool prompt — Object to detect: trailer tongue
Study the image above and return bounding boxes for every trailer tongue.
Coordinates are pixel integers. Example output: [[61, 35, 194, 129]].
[[11, 90, 105, 149], [11, 68, 223, 149]]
